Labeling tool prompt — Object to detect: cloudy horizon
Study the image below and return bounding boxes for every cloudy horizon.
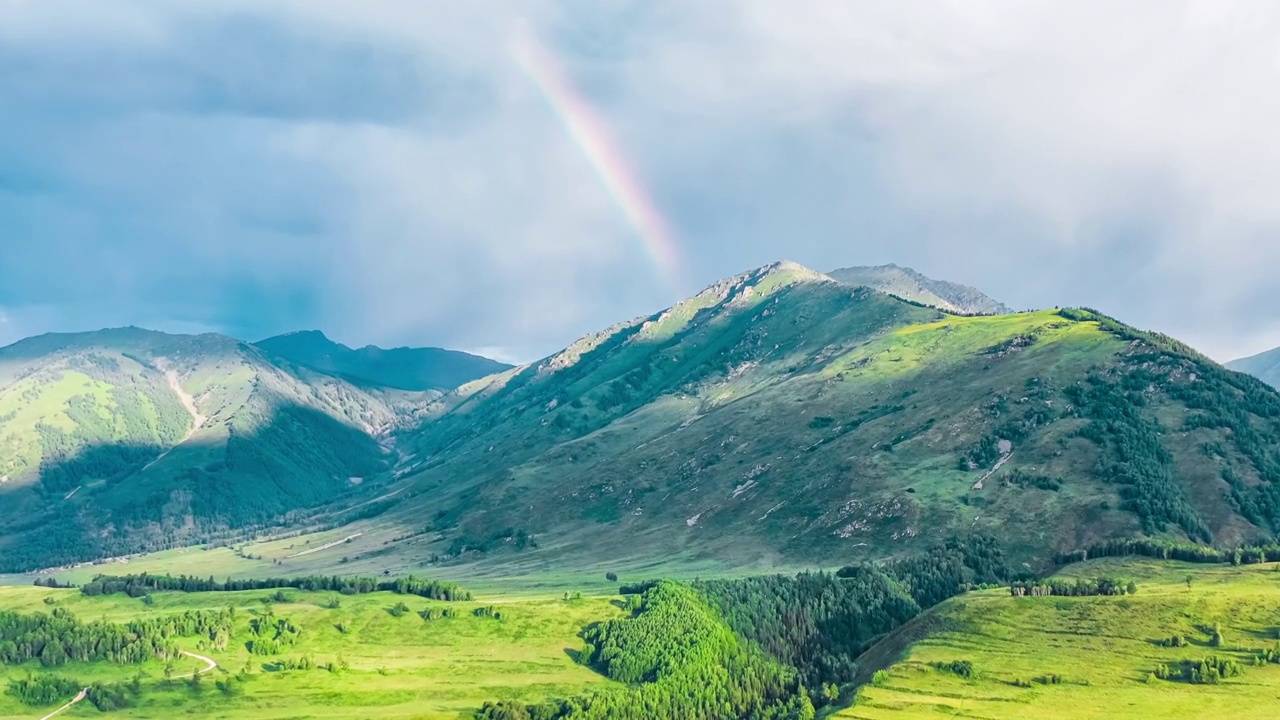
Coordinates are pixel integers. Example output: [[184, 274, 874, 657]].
[[2, 1, 1279, 364]]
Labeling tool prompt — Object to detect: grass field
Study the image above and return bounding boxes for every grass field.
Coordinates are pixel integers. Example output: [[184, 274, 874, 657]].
[[0, 584, 621, 719], [839, 558, 1280, 719]]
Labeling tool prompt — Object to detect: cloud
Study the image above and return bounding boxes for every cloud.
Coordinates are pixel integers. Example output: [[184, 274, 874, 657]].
[[1, 1, 1278, 362]]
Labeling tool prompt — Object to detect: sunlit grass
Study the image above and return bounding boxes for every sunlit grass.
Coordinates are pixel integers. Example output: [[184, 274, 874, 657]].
[[835, 558, 1280, 719]]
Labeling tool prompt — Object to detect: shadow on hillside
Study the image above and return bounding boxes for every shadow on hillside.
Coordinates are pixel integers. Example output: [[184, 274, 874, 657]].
[[0, 404, 397, 574]]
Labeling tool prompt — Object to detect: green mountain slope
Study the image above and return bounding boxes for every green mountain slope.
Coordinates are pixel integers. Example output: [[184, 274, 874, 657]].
[[1227, 346, 1280, 389], [828, 264, 1011, 315], [255, 330, 511, 391], [844, 557, 1280, 719], [368, 261, 1280, 571], [0, 328, 398, 571]]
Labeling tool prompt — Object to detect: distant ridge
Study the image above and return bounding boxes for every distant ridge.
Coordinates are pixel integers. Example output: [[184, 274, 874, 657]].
[[1227, 346, 1280, 389], [255, 330, 511, 392], [827, 264, 1011, 315]]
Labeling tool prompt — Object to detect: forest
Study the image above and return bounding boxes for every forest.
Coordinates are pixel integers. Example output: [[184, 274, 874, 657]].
[[476, 580, 816, 720], [476, 536, 1016, 719], [698, 536, 1012, 690]]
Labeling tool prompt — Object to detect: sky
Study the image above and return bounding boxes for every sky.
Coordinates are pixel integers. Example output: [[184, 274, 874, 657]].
[[2, 1, 1280, 364]]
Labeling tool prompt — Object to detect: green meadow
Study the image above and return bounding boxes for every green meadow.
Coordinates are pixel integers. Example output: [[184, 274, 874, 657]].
[[0, 584, 620, 719], [841, 558, 1280, 719]]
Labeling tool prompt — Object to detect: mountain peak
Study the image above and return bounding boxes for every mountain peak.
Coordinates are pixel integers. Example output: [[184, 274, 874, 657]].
[[827, 264, 1010, 315]]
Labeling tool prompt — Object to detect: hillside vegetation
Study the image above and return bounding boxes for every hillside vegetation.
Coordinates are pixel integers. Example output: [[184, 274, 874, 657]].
[[842, 557, 1280, 719], [0, 328, 399, 572]]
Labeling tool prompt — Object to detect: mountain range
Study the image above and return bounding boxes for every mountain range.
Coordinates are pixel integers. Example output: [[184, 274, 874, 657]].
[[2, 262, 1279, 574], [255, 330, 511, 391]]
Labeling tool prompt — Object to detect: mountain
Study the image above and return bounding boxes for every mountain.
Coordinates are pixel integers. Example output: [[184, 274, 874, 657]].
[[0, 327, 399, 571], [364, 260, 1280, 571], [7, 262, 1280, 576], [1227, 346, 1280, 389], [255, 330, 510, 392], [827, 263, 1011, 315]]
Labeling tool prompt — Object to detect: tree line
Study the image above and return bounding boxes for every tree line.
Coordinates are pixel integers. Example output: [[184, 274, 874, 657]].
[[1056, 537, 1280, 566], [78, 573, 472, 601], [1009, 577, 1136, 597]]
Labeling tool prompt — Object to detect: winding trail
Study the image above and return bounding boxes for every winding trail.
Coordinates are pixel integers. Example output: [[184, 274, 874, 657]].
[[141, 359, 207, 472], [37, 651, 217, 720], [174, 650, 218, 679]]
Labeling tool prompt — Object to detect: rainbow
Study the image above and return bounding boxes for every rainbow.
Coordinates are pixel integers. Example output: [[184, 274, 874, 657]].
[[511, 27, 684, 292]]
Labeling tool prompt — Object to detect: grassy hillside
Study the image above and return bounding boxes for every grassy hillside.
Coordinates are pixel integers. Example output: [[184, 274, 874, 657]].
[[0, 582, 618, 719], [255, 330, 511, 392], [827, 264, 1011, 315], [0, 328, 399, 572], [339, 261, 1280, 574], [842, 557, 1280, 719]]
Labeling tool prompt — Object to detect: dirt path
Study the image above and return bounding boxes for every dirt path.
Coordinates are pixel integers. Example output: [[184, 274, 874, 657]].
[[174, 650, 218, 679], [141, 359, 206, 472], [38, 651, 216, 719], [288, 533, 362, 558], [38, 689, 86, 720], [973, 452, 1012, 490]]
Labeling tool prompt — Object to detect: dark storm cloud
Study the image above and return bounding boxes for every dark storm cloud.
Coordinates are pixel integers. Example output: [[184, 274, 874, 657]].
[[1, 0, 1278, 362]]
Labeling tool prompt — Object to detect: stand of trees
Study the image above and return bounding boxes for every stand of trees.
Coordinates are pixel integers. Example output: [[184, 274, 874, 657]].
[[247, 612, 301, 655], [1154, 656, 1244, 684], [1056, 538, 1280, 566], [1064, 370, 1209, 540], [696, 536, 1011, 692], [1009, 577, 1136, 597], [80, 573, 471, 601], [0, 607, 232, 667], [5, 673, 81, 706], [476, 581, 816, 720]]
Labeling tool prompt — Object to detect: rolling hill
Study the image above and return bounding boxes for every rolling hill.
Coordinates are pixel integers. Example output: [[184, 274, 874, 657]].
[[1226, 346, 1280, 389], [0, 328, 401, 572], [255, 330, 510, 391], [828, 264, 1011, 315], [843, 557, 1280, 719], [341, 260, 1280, 573]]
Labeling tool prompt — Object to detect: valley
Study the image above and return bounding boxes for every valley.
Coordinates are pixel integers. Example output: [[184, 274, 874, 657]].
[[0, 580, 618, 719], [4, 549, 1280, 719]]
